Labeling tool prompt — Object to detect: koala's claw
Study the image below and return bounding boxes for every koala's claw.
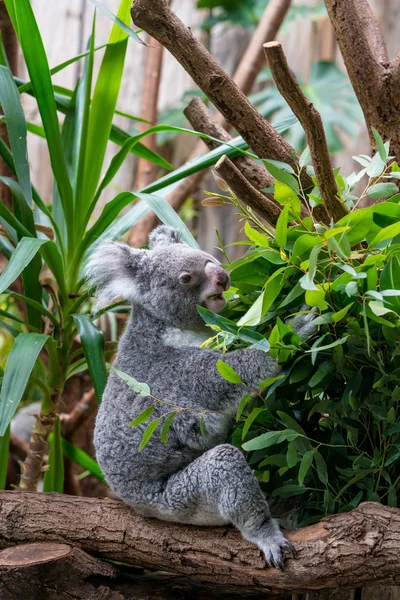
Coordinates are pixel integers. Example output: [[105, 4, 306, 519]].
[[257, 534, 294, 570]]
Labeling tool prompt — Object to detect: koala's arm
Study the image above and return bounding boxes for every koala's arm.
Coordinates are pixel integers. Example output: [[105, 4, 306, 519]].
[[182, 310, 316, 412]]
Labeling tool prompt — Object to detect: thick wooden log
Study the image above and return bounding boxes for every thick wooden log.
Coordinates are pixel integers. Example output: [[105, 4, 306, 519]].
[[0, 492, 400, 594]]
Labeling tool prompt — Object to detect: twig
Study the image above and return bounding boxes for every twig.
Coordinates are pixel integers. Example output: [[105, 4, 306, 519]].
[[264, 42, 346, 223], [215, 155, 281, 225]]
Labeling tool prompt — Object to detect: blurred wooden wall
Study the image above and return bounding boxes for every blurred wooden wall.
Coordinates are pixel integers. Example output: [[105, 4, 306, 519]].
[[15, 0, 400, 254]]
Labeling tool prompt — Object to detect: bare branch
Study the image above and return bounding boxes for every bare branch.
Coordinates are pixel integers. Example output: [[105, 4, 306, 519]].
[[1, 493, 400, 592], [184, 97, 273, 193], [264, 42, 347, 222], [128, 0, 293, 246], [130, 0, 304, 175]]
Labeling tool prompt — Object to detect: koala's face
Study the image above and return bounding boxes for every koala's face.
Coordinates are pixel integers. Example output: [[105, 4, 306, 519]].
[[86, 226, 230, 330]]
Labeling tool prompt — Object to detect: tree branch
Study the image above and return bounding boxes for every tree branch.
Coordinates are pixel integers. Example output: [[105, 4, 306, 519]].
[[1, 492, 400, 593], [130, 0, 306, 179], [264, 42, 347, 222], [215, 155, 281, 225], [324, 0, 389, 145], [183, 97, 274, 193]]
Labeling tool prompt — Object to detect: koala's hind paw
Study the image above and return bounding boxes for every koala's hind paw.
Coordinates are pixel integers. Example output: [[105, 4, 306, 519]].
[[248, 528, 295, 570], [261, 535, 295, 570]]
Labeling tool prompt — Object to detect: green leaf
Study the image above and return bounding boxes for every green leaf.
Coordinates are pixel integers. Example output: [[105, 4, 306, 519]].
[[80, 0, 131, 220], [259, 454, 287, 468], [366, 151, 386, 178], [271, 484, 308, 498], [305, 336, 348, 355], [380, 255, 400, 314], [236, 394, 252, 421], [216, 360, 243, 384], [61, 436, 104, 481], [88, 0, 144, 44], [130, 405, 155, 427], [331, 302, 354, 323], [139, 418, 160, 452], [264, 160, 299, 193], [73, 315, 108, 402], [314, 450, 328, 484], [305, 287, 328, 311], [242, 429, 299, 451], [274, 180, 298, 206], [244, 221, 269, 247], [368, 182, 398, 200], [199, 417, 206, 437], [383, 423, 400, 436], [291, 234, 320, 265], [43, 415, 64, 493], [371, 127, 388, 162], [0, 333, 48, 436], [0, 426, 10, 490], [160, 412, 177, 443], [275, 204, 290, 248], [286, 440, 298, 468], [112, 367, 151, 397], [298, 450, 314, 486], [0, 237, 46, 299], [0, 65, 32, 205], [242, 407, 266, 441], [370, 221, 400, 248], [11, 0, 74, 238], [198, 306, 270, 352]]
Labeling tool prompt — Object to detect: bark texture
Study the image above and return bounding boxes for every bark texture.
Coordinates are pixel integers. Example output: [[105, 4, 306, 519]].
[[325, 0, 400, 160], [1, 492, 400, 594]]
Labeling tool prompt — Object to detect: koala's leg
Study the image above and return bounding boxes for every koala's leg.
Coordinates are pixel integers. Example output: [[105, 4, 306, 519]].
[[137, 444, 293, 568]]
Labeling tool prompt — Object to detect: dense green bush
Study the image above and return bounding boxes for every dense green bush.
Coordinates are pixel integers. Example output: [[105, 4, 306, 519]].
[[201, 139, 400, 525]]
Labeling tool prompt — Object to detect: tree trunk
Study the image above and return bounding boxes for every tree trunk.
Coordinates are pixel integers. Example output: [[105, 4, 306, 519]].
[[1, 492, 400, 595]]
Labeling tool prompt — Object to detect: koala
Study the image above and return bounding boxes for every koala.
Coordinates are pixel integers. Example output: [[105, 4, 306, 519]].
[[86, 226, 315, 569]]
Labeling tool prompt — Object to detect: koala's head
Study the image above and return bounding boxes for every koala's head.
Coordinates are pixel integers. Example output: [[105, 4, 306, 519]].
[[85, 226, 230, 330]]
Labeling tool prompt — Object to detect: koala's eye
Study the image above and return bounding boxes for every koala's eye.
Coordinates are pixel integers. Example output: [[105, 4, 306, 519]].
[[179, 273, 192, 285]]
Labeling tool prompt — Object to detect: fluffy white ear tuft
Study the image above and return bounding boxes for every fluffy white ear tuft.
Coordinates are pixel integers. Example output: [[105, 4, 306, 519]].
[[85, 240, 144, 309], [148, 225, 182, 249]]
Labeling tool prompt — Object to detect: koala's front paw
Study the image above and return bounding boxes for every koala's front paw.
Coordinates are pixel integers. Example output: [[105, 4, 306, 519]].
[[290, 305, 318, 342]]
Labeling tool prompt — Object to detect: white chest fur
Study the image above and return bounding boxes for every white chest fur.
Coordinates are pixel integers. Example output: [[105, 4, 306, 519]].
[[162, 327, 209, 349]]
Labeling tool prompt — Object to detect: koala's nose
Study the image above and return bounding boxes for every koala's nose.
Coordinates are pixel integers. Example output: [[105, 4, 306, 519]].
[[216, 268, 230, 290]]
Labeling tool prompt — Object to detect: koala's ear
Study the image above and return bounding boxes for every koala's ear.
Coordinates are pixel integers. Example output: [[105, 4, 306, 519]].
[[85, 240, 145, 309], [148, 225, 182, 249]]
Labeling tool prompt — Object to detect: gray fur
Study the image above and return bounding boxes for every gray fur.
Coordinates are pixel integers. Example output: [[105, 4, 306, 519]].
[[87, 226, 315, 569]]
